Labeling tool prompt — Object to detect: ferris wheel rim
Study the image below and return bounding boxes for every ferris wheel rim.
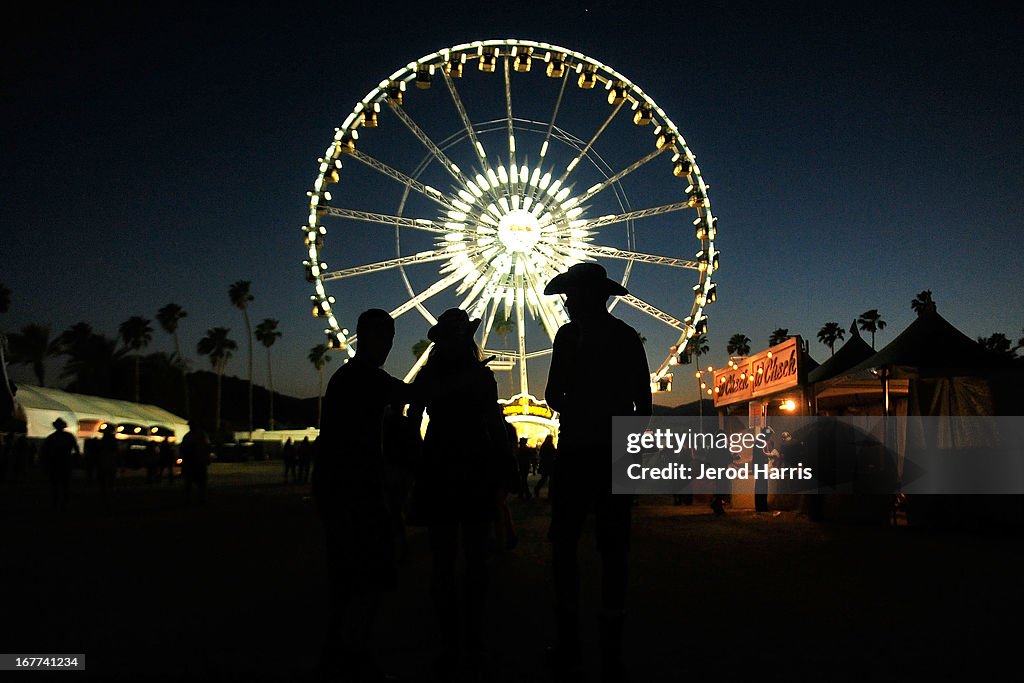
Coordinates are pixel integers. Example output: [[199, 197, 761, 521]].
[[303, 38, 718, 396]]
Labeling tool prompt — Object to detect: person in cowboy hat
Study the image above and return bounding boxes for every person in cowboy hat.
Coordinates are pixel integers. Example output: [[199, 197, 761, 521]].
[[42, 417, 79, 511], [312, 308, 412, 683], [542, 262, 652, 681], [407, 307, 513, 678]]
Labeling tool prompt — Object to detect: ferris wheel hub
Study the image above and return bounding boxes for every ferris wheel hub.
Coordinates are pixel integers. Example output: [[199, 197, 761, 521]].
[[496, 208, 542, 254]]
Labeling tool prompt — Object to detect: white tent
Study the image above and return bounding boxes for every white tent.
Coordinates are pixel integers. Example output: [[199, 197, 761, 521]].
[[12, 384, 189, 444]]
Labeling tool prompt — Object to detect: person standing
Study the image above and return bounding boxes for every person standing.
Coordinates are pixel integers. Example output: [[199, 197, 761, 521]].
[[534, 434, 556, 500], [543, 263, 653, 681], [297, 436, 313, 484], [312, 309, 411, 683], [407, 308, 512, 679], [42, 418, 79, 512], [179, 421, 210, 503]]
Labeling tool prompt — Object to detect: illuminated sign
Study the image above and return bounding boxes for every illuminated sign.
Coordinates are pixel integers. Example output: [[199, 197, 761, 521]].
[[713, 337, 802, 408], [502, 402, 554, 419]]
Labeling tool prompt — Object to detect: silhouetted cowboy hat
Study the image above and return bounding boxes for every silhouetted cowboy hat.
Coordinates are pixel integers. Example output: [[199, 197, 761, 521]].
[[52, 417, 68, 430], [428, 308, 481, 343], [543, 263, 628, 297]]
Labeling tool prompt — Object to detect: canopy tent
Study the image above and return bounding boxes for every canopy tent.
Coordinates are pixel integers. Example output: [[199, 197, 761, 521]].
[[11, 384, 190, 443], [818, 307, 1020, 416], [807, 322, 875, 385]]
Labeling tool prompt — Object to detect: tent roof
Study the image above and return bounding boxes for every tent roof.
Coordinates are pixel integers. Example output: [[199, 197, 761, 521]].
[[13, 384, 188, 438], [826, 308, 1007, 381], [808, 322, 876, 385]]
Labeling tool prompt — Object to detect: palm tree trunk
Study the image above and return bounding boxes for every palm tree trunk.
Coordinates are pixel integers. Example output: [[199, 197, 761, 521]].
[[173, 331, 190, 418], [244, 311, 253, 436], [266, 348, 275, 430], [316, 368, 324, 429], [215, 367, 223, 435]]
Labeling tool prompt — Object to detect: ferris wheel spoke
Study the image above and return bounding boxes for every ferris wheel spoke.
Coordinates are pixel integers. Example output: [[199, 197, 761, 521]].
[[319, 207, 450, 235], [389, 271, 465, 321], [554, 99, 626, 188], [558, 201, 693, 233], [619, 294, 686, 331], [571, 147, 665, 206], [439, 70, 503, 205], [504, 57, 517, 193], [514, 273, 529, 396], [574, 245, 701, 270], [322, 248, 476, 282], [348, 149, 455, 210], [387, 101, 469, 189], [403, 341, 434, 383]]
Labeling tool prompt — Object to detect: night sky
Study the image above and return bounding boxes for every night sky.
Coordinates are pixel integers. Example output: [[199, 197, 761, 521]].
[[3, 1, 1022, 407]]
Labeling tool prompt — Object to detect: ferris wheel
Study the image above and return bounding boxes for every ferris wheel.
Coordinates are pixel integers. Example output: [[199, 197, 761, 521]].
[[302, 39, 718, 402]]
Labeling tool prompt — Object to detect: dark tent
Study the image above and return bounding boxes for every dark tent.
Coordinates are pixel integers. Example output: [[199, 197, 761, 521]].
[[807, 322, 875, 385]]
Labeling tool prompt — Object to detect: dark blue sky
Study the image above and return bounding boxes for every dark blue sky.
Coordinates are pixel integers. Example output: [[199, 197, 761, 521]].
[[3, 1, 1022, 404]]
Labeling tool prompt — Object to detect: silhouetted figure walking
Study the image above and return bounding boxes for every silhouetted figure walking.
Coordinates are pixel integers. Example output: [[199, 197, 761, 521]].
[[96, 426, 118, 496], [312, 309, 410, 683], [407, 308, 513, 680], [42, 417, 79, 512], [179, 421, 210, 503], [516, 438, 534, 500], [297, 436, 313, 484], [283, 437, 298, 483], [534, 434, 556, 499], [543, 263, 652, 682], [158, 439, 175, 483]]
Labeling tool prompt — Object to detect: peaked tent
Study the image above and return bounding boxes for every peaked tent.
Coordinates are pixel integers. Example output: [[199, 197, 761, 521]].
[[12, 384, 189, 442], [807, 322, 875, 385]]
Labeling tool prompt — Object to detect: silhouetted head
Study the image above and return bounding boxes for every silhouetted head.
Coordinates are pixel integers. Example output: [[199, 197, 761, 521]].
[[425, 308, 481, 369], [355, 308, 396, 367], [53, 417, 68, 431], [544, 263, 627, 321]]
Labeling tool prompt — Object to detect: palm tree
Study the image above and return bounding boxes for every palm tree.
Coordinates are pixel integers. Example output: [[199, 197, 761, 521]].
[[977, 333, 1015, 359], [6, 323, 56, 386], [857, 310, 887, 349], [119, 316, 153, 402], [308, 343, 331, 429], [726, 333, 751, 357], [254, 318, 282, 430], [768, 328, 790, 347], [197, 327, 237, 433], [493, 313, 516, 395], [817, 322, 845, 356], [229, 280, 255, 434], [156, 303, 190, 417], [911, 290, 936, 316], [59, 329, 123, 397]]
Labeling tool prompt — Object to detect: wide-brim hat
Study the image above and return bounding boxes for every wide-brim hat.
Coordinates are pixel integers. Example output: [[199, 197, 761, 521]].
[[53, 417, 68, 430], [543, 263, 628, 297], [428, 308, 482, 343]]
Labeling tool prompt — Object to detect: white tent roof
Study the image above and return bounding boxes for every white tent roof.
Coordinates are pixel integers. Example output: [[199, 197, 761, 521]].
[[13, 384, 189, 441]]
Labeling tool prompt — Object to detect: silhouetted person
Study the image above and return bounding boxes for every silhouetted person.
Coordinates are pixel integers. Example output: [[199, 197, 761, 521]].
[[493, 419, 520, 552], [382, 403, 420, 565], [755, 427, 781, 514], [516, 437, 534, 499], [96, 426, 118, 496], [708, 430, 736, 516], [42, 417, 79, 512], [283, 437, 298, 483], [158, 439, 175, 483], [297, 436, 313, 484], [534, 434, 556, 499], [407, 308, 513, 680], [179, 421, 210, 503], [543, 263, 652, 681], [312, 309, 410, 683]]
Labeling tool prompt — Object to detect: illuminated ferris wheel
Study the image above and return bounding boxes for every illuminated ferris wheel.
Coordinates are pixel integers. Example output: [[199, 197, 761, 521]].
[[302, 39, 718, 401]]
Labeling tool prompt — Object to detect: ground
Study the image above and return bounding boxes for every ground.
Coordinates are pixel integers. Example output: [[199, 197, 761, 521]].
[[2, 461, 1020, 682]]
